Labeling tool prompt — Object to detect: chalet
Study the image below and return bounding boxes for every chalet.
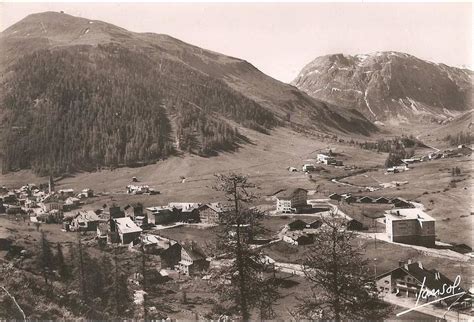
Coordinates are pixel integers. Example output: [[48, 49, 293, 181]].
[[450, 243, 472, 254], [374, 197, 390, 204], [198, 203, 223, 225], [317, 154, 336, 165], [160, 242, 182, 269], [287, 219, 307, 231], [346, 219, 364, 231], [146, 206, 175, 225], [329, 193, 342, 201], [70, 211, 101, 232], [342, 194, 356, 204], [384, 208, 435, 247], [82, 188, 94, 197], [276, 188, 308, 213], [358, 196, 374, 204], [107, 205, 124, 219], [126, 185, 152, 195], [112, 217, 143, 245], [65, 197, 80, 208], [282, 231, 314, 246], [302, 164, 316, 172], [306, 219, 322, 229], [178, 242, 210, 275], [391, 197, 413, 209], [288, 167, 298, 172], [41, 195, 64, 212], [376, 261, 471, 309], [169, 202, 201, 223], [96, 221, 110, 241], [124, 203, 144, 219], [58, 188, 74, 197]]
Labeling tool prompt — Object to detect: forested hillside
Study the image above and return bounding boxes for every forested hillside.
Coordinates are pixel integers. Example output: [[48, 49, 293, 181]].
[[0, 12, 377, 176], [1, 44, 275, 175]]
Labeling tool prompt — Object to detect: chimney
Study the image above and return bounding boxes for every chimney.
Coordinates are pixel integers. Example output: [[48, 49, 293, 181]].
[[407, 259, 412, 265], [418, 262, 423, 270], [404, 263, 409, 271]]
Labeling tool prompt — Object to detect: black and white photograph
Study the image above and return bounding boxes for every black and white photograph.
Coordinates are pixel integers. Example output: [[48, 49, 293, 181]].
[[0, 1, 472, 320]]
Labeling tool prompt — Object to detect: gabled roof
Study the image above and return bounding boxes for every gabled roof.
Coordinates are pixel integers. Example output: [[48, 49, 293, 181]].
[[198, 202, 223, 213], [181, 243, 207, 261], [113, 217, 142, 234], [74, 210, 100, 222], [277, 188, 308, 200], [288, 219, 307, 230], [377, 262, 465, 304]]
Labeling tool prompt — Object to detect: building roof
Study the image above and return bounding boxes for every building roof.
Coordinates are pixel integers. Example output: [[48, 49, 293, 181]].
[[146, 206, 173, 212], [385, 208, 435, 222], [113, 217, 143, 234], [181, 242, 207, 261], [377, 262, 466, 305], [198, 203, 223, 213], [75, 210, 100, 222], [276, 188, 308, 200], [169, 202, 201, 211]]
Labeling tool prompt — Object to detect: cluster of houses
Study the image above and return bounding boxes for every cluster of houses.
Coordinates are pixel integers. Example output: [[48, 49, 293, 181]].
[[61, 200, 227, 237], [316, 153, 343, 166], [329, 193, 414, 208], [387, 145, 472, 174], [0, 180, 94, 223], [126, 185, 158, 195]]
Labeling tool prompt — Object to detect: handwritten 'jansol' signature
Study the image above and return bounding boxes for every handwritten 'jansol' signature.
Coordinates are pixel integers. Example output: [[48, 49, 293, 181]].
[[396, 275, 466, 317]]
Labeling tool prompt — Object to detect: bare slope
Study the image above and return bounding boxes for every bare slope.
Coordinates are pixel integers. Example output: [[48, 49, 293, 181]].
[[292, 52, 473, 122]]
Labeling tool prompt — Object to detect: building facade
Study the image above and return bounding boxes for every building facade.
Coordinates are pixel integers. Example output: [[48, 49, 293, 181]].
[[385, 209, 435, 247]]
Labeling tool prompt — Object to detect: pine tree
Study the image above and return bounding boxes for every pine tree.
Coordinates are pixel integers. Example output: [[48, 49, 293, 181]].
[[55, 242, 70, 280], [295, 210, 390, 320], [212, 173, 280, 319], [39, 232, 54, 285]]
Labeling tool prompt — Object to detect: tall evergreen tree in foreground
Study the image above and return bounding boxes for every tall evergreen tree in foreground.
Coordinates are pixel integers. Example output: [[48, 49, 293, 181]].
[[39, 231, 54, 285], [295, 210, 390, 320], [212, 173, 280, 320]]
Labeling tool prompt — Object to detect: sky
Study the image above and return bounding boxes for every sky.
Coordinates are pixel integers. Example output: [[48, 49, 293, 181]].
[[0, 2, 472, 83]]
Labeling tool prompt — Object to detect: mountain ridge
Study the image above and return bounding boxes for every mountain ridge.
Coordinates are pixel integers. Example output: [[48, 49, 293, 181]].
[[292, 51, 473, 122]]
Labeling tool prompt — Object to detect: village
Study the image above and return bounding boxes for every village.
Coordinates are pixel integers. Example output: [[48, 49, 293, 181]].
[[1, 140, 473, 320]]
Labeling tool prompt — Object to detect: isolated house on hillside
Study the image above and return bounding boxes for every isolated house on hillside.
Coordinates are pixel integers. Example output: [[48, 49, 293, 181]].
[[276, 188, 308, 213], [329, 193, 342, 201], [376, 261, 471, 308], [384, 208, 435, 247]]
